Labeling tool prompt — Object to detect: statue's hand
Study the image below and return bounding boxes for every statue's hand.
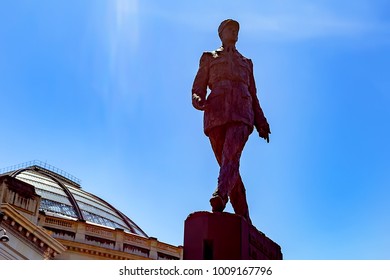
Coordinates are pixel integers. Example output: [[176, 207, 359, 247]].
[[192, 93, 205, 111], [258, 122, 271, 143]]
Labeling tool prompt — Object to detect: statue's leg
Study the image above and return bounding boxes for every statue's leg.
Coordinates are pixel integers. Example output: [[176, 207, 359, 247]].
[[214, 123, 250, 212], [208, 126, 225, 166], [226, 124, 252, 223], [230, 176, 252, 224], [208, 126, 228, 212]]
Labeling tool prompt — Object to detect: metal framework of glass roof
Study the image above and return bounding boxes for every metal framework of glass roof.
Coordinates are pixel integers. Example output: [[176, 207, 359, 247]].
[[0, 161, 148, 238]]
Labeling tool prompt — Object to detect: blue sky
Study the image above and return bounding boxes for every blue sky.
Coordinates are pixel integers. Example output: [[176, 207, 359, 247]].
[[1, 0, 389, 259]]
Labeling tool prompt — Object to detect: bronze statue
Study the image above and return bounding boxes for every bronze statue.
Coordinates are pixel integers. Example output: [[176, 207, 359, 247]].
[[192, 19, 270, 224]]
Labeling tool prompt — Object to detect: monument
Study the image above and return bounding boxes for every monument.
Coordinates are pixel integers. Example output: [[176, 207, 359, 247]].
[[184, 19, 282, 260]]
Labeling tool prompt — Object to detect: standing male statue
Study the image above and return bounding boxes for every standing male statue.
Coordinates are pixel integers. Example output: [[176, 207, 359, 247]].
[[192, 19, 270, 224]]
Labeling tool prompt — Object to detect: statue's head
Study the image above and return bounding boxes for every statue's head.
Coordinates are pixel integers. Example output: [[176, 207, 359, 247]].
[[218, 19, 239, 45]]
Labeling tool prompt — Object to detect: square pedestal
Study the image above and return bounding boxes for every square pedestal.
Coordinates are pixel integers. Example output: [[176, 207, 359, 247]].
[[183, 211, 282, 260]]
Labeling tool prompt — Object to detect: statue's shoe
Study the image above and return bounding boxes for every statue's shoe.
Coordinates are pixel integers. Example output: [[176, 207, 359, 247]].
[[210, 195, 226, 212]]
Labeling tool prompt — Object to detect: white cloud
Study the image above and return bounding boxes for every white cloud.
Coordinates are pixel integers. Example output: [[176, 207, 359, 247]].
[[137, 2, 387, 43], [107, 0, 139, 72], [241, 5, 386, 41], [111, 0, 139, 53], [92, 0, 141, 114]]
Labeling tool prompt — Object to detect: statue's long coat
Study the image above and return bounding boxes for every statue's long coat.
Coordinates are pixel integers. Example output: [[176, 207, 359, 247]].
[[192, 47, 268, 136]]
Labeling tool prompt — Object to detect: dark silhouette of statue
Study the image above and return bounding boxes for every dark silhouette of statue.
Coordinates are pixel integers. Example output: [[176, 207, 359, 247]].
[[192, 19, 270, 224]]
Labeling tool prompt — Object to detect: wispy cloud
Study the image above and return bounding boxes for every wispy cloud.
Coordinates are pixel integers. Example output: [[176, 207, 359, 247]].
[[149, 2, 388, 43], [109, 0, 139, 55], [91, 0, 141, 115], [108, 0, 140, 104], [241, 5, 388, 41]]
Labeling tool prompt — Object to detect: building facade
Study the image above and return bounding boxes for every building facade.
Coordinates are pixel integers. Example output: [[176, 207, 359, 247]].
[[0, 161, 182, 260]]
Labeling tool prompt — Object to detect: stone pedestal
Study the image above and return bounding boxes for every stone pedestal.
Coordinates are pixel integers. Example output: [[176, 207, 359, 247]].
[[183, 211, 282, 260]]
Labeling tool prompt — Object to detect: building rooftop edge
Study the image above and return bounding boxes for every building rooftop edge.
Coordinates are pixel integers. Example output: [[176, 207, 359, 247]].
[[0, 160, 81, 187]]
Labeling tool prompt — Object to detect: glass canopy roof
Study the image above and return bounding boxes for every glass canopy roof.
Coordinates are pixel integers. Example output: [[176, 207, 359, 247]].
[[2, 163, 148, 238]]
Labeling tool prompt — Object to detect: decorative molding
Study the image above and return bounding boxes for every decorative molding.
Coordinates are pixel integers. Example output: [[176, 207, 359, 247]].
[[0, 203, 66, 259]]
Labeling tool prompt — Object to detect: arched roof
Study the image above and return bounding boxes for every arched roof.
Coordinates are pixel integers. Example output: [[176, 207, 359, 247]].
[[3, 161, 148, 238]]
